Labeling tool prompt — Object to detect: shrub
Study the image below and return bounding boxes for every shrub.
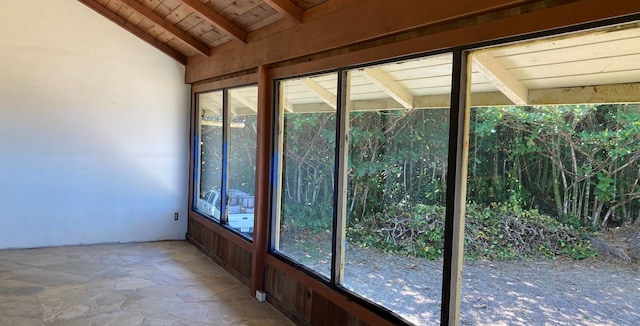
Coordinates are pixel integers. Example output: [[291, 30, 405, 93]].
[[347, 202, 597, 260]]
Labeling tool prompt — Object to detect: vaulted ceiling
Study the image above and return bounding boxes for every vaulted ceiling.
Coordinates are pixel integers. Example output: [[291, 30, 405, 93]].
[[79, 1, 640, 109], [78, 0, 328, 64]]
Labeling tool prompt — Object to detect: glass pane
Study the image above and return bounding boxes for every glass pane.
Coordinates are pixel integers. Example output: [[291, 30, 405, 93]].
[[463, 24, 640, 325], [342, 54, 452, 324], [275, 73, 338, 279], [195, 90, 223, 219], [227, 85, 258, 237]]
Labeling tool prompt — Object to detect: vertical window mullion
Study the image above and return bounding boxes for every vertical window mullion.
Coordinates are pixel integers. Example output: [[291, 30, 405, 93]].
[[221, 89, 230, 226], [332, 70, 350, 286], [441, 49, 472, 325], [193, 94, 202, 211], [271, 81, 286, 251]]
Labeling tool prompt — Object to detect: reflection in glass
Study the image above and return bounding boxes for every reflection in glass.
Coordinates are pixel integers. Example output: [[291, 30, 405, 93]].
[[195, 90, 223, 220], [228, 86, 258, 237]]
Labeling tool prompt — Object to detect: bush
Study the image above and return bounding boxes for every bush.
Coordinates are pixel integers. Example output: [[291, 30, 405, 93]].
[[347, 202, 597, 260]]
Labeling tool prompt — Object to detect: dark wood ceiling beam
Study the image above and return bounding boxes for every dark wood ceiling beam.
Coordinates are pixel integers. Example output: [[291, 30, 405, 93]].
[[176, 0, 248, 43], [263, 0, 302, 24], [77, 0, 187, 64], [119, 0, 211, 56]]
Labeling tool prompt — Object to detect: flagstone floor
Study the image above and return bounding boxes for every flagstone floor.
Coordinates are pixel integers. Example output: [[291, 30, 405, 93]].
[[0, 241, 293, 326]]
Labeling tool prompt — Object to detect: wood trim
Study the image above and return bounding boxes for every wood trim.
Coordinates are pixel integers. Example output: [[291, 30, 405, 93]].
[[264, 255, 398, 326], [250, 65, 273, 296], [192, 73, 259, 93], [76, 0, 187, 64], [176, 0, 248, 43], [188, 212, 253, 252], [441, 49, 471, 326], [187, 0, 538, 81], [331, 70, 349, 285], [119, 0, 211, 56], [188, 81, 196, 215], [187, 0, 640, 83]]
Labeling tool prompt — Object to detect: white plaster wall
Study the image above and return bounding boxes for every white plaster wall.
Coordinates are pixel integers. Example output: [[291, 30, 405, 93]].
[[0, 0, 191, 248]]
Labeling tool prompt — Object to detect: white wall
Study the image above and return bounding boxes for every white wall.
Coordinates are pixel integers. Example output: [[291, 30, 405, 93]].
[[0, 0, 191, 249]]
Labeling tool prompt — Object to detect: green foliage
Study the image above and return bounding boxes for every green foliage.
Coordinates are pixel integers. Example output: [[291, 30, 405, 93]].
[[284, 104, 638, 260], [282, 200, 333, 229], [347, 202, 597, 261], [468, 104, 640, 227]]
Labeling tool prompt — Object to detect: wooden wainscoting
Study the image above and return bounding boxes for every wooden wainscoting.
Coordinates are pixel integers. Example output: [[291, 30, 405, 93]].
[[187, 215, 252, 287], [264, 264, 372, 326]]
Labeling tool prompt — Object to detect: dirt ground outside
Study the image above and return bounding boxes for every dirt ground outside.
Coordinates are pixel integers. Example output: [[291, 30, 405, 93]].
[[279, 226, 640, 325]]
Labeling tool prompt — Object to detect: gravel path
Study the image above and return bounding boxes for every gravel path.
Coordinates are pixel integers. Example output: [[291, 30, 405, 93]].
[[280, 239, 640, 325], [344, 247, 640, 325]]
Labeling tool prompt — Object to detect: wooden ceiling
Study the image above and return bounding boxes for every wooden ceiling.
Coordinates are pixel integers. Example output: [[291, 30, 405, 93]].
[[78, 0, 328, 64]]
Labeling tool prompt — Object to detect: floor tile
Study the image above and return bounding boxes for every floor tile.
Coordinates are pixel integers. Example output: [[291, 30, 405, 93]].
[[0, 241, 293, 326]]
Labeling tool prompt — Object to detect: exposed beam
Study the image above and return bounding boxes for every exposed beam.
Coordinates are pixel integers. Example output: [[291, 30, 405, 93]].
[[298, 78, 337, 109], [361, 67, 414, 109], [229, 90, 257, 112], [119, 0, 211, 56], [77, 0, 187, 64], [283, 100, 294, 113], [176, 0, 247, 43], [529, 82, 640, 105], [263, 0, 303, 24], [473, 51, 528, 105]]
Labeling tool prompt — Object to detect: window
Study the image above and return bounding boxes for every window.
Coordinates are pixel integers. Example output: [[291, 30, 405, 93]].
[[273, 53, 453, 323], [194, 85, 258, 238], [195, 90, 223, 220], [342, 56, 452, 324], [461, 23, 640, 325], [273, 73, 338, 278]]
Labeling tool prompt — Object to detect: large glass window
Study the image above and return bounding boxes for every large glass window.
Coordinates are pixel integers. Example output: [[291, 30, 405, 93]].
[[274, 73, 338, 279], [196, 90, 223, 220], [272, 21, 640, 325], [461, 24, 640, 325], [273, 54, 453, 323], [227, 86, 258, 235], [195, 85, 258, 238], [342, 55, 452, 324]]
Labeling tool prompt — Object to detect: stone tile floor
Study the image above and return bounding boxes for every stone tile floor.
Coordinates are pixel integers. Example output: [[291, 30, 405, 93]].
[[0, 241, 294, 326]]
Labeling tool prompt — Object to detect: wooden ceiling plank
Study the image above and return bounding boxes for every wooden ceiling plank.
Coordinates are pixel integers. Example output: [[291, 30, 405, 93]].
[[187, 20, 215, 39], [298, 78, 337, 109], [473, 51, 528, 105], [219, 0, 263, 19], [126, 11, 146, 25], [176, 0, 248, 43], [166, 4, 192, 24], [361, 67, 414, 109], [119, 0, 211, 56], [263, 0, 302, 24], [76, 0, 187, 64], [117, 3, 136, 20], [142, 0, 163, 10], [232, 4, 276, 28], [246, 10, 284, 32], [105, 0, 123, 12]]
